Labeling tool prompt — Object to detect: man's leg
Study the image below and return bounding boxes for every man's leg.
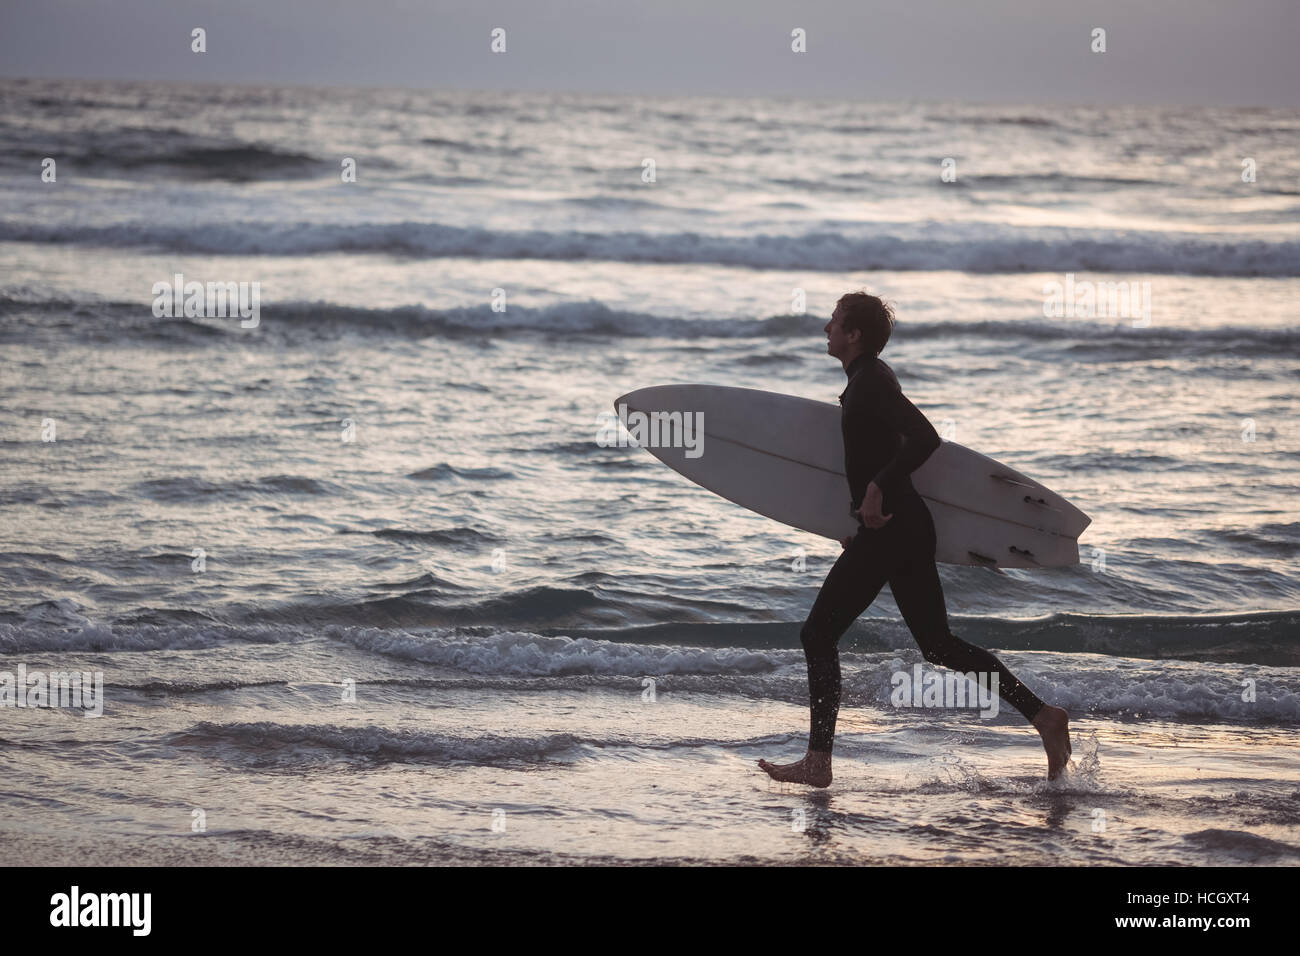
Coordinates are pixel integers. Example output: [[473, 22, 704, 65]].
[[800, 532, 893, 751], [758, 527, 893, 786], [890, 558, 1046, 722], [887, 498, 1072, 777]]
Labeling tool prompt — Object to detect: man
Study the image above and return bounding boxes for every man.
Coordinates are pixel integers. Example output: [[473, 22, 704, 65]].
[[758, 291, 1072, 787]]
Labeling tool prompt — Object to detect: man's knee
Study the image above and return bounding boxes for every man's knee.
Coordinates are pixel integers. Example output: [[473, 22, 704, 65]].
[[800, 620, 832, 655], [918, 631, 963, 666]]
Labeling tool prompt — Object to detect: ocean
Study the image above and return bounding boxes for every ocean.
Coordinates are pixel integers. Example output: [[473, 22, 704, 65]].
[[1, 78, 1298, 865]]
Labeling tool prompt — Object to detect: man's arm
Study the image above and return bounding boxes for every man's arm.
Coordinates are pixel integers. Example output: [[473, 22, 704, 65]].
[[868, 382, 942, 497]]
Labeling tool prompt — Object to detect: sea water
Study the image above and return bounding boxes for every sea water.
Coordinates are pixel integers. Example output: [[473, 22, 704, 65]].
[[1, 79, 1298, 864]]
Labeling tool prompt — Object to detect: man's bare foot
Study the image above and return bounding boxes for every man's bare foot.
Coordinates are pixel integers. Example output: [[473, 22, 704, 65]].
[[757, 751, 833, 788], [1032, 705, 1072, 780]]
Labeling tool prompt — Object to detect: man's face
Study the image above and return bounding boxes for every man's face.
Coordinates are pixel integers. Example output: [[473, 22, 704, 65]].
[[824, 307, 858, 360]]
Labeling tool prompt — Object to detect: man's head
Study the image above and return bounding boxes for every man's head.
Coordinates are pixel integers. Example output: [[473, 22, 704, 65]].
[[824, 291, 894, 364]]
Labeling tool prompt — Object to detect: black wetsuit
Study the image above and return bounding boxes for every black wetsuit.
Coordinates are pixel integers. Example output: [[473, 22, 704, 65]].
[[799, 353, 1046, 753]]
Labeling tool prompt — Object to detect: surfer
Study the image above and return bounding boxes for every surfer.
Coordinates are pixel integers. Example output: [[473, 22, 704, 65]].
[[758, 292, 1072, 787]]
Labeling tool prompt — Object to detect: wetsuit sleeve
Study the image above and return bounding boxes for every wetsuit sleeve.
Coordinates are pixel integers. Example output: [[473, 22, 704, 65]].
[[867, 382, 941, 496]]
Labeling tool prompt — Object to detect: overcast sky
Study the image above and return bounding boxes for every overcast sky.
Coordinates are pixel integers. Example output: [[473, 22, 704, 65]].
[[2, 0, 1297, 107]]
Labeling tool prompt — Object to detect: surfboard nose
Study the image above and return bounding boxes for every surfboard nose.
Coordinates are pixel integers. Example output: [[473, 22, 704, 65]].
[[613, 387, 654, 414]]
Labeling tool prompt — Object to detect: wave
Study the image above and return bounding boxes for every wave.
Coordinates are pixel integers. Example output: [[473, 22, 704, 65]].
[[937, 610, 1300, 667], [4, 220, 1298, 276], [341, 587, 626, 629], [338, 526, 501, 547], [110, 144, 321, 180], [904, 319, 1300, 358], [560, 194, 677, 210], [0, 120, 325, 180], [530, 610, 1300, 666], [334, 625, 1300, 723], [1182, 829, 1300, 861], [0, 619, 306, 653], [165, 721, 585, 768], [1218, 523, 1300, 559], [4, 295, 1295, 353], [406, 464, 513, 481], [110, 679, 289, 694], [4, 605, 1297, 667], [924, 113, 1060, 128], [4, 612, 1299, 721], [0, 483, 127, 507], [333, 610, 1300, 672], [0, 295, 821, 341], [129, 474, 342, 502], [335, 626, 783, 676], [959, 173, 1168, 191]]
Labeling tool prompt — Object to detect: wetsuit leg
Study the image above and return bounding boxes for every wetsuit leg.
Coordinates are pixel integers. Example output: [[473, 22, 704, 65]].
[[887, 497, 1046, 723], [799, 527, 894, 753]]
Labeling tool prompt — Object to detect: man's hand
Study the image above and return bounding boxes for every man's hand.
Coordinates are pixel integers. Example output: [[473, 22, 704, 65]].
[[857, 482, 892, 529], [839, 534, 854, 549]]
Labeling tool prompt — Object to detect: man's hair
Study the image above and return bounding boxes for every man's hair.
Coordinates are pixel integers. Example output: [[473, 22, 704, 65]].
[[837, 291, 895, 356]]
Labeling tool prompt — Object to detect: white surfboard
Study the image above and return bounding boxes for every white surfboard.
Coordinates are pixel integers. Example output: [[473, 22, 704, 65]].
[[614, 384, 1091, 569]]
